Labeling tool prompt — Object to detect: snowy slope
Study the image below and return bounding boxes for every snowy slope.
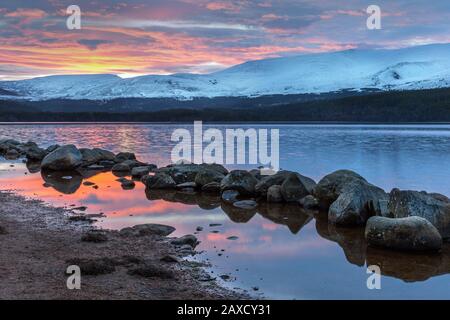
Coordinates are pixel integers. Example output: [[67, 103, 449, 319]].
[[1, 44, 450, 101]]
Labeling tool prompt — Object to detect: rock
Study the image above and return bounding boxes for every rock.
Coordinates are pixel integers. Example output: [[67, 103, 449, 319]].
[[227, 236, 239, 240], [86, 164, 104, 170], [195, 169, 224, 187], [83, 181, 95, 186], [176, 182, 197, 189], [143, 173, 176, 189], [46, 144, 60, 153], [256, 170, 316, 197], [267, 185, 283, 202], [365, 216, 442, 252], [99, 160, 115, 167], [160, 255, 181, 263], [202, 182, 221, 193], [112, 163, 130, 172], [196, 226, 203, 231], [387, 189, 450, 240], [299, 195, 319, 209], [157, 164, 204, 184], [314, 170, 366, 206], [200, 163, 229, 175], [131, 166, 150, 178], [0, 226, 7, 235], [249, 169, 262, 180], [25, 146, 47, 161], [119, 223, 176, 237], [170, 234, 199, 248], [66, 258, 116, 275], [128, 263, 174, 279], [80, 148, 115, 165], [281, 173, 310, 202], [221, 190, 240, 204], [120, 179, 135, 190], [114, 152, 136, 163], [233, 200, 257, 210], [81, 230, 108, 243], [122, 159, 147, 169], [328, 179, 389, 226], [220, 170, 258, 195], [5, 149, 20, 159], [41, 145, 82, 170]]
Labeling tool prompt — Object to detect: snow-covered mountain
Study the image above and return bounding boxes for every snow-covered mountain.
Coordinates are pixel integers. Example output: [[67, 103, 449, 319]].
[[1, 44, 450, 101]]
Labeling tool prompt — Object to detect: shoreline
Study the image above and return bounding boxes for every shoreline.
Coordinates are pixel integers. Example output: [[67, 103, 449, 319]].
[[0, 190, 248, 300]]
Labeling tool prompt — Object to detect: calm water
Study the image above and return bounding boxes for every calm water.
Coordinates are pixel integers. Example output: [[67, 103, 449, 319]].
[[0, 123, 449, 299]]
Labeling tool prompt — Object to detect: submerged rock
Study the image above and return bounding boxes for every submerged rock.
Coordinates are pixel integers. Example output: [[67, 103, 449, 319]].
[[131, 166, 150, 178], [387, 189, 450, 240], [170, 234, 199, 248], [267, 185, 283, 203], [280, 173, 310, 202], [195, 169, 224, 187], [143, 173, 176, 189], [120, 223, 176, 237], [365, 216, 442, 252], [299, 195, 319, 209], [202, 182, 221, 193], [220, 170, 258, 195], [256, 170, 316, 197], [114, 152, 136, 163], [41, 145, 82, 170], [221, 190, 240, 204]]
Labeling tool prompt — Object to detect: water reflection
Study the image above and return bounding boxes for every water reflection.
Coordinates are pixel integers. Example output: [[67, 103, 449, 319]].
[[2, 163, 449, 291]]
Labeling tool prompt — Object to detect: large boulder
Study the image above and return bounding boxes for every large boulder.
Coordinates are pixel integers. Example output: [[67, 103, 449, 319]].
[[220, 170, 258, 195], [143, 173, 176, 189], [365, 216, 442, 252], [194, 169, 224, 187], [41, 145, 82, 170], [256, 170, 316, 197], [314, 170, 366, 206], [387, 189, 450, 240], [280, 173, 310, 202], [328, 179, 388, 226]]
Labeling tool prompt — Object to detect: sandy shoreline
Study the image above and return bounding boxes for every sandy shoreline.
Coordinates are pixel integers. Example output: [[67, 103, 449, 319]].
[[0, 190, 247, 300]]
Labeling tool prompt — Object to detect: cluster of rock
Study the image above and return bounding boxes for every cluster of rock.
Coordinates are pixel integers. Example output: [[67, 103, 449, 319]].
[[2, 139, 449, 253]]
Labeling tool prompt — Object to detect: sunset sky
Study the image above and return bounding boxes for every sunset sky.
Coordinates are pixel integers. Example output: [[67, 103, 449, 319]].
[[1, 0, 449, 80]]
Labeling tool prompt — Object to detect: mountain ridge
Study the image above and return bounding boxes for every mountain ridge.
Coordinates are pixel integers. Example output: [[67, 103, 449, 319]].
[[1, 43, 450, 101]]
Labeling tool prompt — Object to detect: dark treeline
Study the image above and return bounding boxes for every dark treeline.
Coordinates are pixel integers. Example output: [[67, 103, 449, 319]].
[[1, 88, 450, 122]]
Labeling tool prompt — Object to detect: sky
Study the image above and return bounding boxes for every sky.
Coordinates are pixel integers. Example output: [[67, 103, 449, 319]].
[[0, 0, 449, 80]]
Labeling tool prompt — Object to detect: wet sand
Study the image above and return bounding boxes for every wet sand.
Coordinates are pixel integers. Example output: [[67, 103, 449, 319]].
[[0, 191, 246, 300]]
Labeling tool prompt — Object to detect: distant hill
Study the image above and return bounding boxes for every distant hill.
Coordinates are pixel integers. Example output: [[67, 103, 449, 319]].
[[1, 88, 449, 123], [1, 44, 450, 102]]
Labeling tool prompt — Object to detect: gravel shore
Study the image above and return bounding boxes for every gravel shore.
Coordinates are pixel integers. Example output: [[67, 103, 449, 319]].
[[0, 191, 246, 300]]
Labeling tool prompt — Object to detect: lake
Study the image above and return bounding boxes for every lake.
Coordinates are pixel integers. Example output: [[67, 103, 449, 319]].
[[0, 123, 449, 299]]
